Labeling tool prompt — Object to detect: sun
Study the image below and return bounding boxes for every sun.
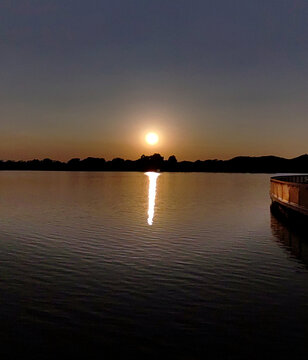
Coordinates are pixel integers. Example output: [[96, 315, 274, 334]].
[[145, 132, 159, 145]]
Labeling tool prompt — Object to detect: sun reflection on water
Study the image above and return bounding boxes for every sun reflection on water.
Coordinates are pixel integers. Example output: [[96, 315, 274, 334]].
[[145, 172, 160, 225]]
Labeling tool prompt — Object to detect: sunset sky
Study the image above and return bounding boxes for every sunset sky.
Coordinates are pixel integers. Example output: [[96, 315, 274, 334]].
[[1, 0, 307, 161]]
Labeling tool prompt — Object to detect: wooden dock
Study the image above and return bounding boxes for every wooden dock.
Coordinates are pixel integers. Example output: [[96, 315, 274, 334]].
[[270, 175, 308, 222]]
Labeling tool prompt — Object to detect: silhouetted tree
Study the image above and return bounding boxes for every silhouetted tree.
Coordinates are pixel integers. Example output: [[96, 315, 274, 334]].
[[136, 153, 164, 171], [67, 158, 81, 170], [81, 157, 106, 171], [110, 158, 125, 170], [168, 155, 177, 164], [166, 155, 177, 171]]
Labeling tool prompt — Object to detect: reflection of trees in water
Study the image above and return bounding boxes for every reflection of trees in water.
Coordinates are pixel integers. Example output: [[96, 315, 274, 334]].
[[271, 214, 308, 267]]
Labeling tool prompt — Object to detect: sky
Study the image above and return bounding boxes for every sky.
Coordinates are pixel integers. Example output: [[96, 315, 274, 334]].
[[1, 0, 307, 161]]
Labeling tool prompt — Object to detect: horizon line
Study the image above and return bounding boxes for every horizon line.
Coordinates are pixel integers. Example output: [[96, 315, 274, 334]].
[[1, 153, 308, 163]]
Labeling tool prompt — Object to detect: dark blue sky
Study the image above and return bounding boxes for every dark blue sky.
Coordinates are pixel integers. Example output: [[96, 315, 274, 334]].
[[1, 0, 307, 160]]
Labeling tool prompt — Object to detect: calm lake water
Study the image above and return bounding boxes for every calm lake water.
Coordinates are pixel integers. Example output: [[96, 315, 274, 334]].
[[0, 171, 307, 358]]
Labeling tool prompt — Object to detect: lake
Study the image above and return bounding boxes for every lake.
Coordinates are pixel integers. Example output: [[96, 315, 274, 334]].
[[0, 171, 307, 358]]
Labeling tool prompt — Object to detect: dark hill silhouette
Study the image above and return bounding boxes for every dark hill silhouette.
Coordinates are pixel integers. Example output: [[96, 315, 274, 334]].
[[0, 154, 308, 173]]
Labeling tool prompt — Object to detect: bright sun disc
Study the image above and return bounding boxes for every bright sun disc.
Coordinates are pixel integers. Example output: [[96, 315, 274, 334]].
[[145, 132, 159, 145]]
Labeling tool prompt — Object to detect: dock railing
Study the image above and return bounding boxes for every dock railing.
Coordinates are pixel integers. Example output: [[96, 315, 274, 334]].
[[270, 175, 308, 216]]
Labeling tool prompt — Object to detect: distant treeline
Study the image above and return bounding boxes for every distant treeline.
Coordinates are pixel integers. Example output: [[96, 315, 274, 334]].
[[1, 153, 308, 173]]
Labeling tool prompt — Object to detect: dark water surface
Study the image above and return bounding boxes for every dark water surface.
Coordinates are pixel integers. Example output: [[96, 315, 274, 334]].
[[0, 172, 307, 358]]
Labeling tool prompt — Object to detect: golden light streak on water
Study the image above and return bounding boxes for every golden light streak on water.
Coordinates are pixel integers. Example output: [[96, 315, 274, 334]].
[[145, 172, 160, 225]]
